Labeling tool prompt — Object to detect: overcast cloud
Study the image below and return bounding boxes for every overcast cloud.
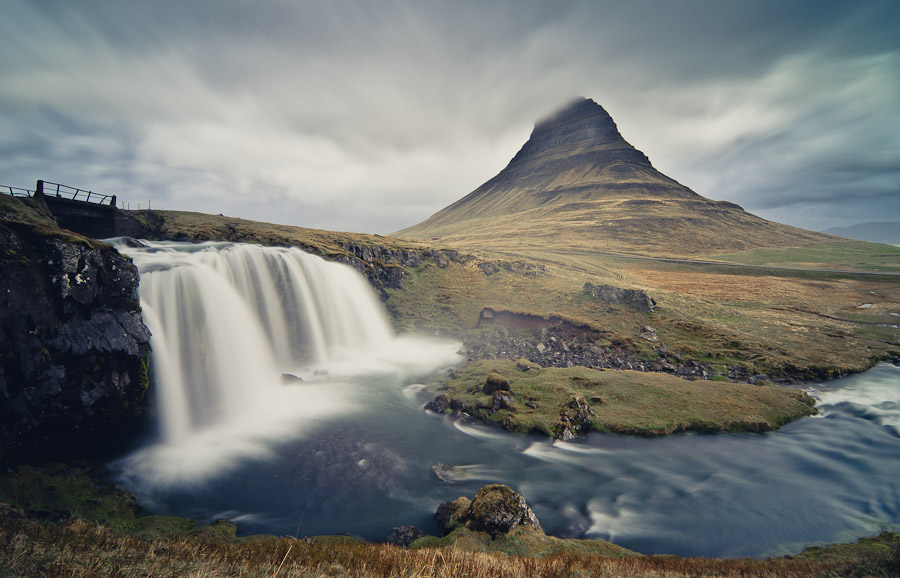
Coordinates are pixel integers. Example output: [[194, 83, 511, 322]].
[[1, 0, 898, 234]]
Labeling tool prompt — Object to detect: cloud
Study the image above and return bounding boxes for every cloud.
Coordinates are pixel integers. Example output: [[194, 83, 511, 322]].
[[1, 0, 898, 233]]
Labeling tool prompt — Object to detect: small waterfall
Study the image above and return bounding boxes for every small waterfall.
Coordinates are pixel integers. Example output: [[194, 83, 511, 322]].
[[112, 240, 460, 485]]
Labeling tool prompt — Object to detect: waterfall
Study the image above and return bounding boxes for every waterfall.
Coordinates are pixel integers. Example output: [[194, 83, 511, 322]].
[[113, 240, 460, 485]]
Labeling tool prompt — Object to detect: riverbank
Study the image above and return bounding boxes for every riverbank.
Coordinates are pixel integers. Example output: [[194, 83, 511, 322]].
[[1, 464, 898, 578]]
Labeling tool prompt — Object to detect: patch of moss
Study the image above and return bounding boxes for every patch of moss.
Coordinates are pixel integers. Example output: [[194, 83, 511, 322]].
[[430, 359, 817, 437]]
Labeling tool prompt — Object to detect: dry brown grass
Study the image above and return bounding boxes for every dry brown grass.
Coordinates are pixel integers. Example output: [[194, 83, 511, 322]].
[[0, 512, 859, 578]]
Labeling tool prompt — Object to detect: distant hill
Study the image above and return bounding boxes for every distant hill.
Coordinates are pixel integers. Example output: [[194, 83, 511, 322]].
[[823, 222, 899, 245], [394, 98, 836, 257]]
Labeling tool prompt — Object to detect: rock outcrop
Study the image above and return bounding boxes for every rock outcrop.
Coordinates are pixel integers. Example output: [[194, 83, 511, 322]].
[[0, 204, 151, 460], [436, 484, 542, 537], [583, 283, 655, 313]]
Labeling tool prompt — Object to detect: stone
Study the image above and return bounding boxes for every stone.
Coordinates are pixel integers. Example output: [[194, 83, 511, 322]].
[[555, 393, 594, 440], [0, 213, 152, 461], [491, 390, 514, 412], [386, 525, 424, 548], [583, 282, 656, 313], [465, 484, 542, 537], [435, 496, 471, 532], [424, 393, 452, 413], [281, 373, 304, 384], [482, 372, 510, 394]]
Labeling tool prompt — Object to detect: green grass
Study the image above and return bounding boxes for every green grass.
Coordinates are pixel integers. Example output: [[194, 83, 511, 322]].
[[429, 359, 817, 437], [714, 240, 900, 273]]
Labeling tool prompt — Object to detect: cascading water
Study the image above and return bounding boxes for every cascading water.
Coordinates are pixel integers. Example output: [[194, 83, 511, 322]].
[[111, 239, 900, 557], [112, 240, 460, 485]]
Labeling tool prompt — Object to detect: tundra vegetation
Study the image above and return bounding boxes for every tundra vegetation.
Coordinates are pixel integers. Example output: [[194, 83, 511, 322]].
[[3, 96, 900, 577]]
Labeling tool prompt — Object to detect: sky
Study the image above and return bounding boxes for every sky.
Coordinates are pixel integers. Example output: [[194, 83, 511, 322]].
[[2, 0, 898, 235]]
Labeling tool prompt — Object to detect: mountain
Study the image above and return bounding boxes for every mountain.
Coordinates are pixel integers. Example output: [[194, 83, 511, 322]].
[[394, 98, 835, 257], [823, 222, 900, 245]]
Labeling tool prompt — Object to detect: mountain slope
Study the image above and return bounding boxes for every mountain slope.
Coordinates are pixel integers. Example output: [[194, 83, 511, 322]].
[[823, 222, 900, 245], [394, 98, 835, 257]]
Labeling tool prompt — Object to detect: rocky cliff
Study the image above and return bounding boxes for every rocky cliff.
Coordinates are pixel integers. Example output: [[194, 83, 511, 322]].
[[0, 196, 151, 461]]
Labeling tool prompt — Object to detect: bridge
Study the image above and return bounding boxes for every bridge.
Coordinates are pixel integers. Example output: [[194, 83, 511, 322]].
[[2, 180, 140, 239]]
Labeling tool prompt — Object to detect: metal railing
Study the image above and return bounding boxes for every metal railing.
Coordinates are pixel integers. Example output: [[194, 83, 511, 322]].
[[1, 185, 34, 198], [36, 180, 115, 206]]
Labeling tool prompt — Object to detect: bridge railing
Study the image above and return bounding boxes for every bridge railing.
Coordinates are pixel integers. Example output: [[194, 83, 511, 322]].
[[36, 180, 116, 206], [1, 185, 34, 198]]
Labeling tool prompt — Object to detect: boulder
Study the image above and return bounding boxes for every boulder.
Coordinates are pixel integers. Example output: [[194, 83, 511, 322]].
[[482, 372, 510, 394], [583, 282, 656, 313], [435, 485, 542, 537], [424, 393, 452, 413], [386, 525, 424, 548], [435, 496, 471, 532]]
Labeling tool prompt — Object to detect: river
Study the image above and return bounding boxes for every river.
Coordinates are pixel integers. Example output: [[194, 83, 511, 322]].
[[112, 240, 900, 558]]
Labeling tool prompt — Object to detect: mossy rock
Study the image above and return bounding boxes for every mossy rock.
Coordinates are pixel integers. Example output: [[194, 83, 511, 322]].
[[482, 372, 511, 394]]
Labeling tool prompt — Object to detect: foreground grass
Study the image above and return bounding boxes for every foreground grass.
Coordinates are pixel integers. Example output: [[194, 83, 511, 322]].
[[429, 359, 817, 437], [3, 511, 889, 578], [4, 464, 899, 578]]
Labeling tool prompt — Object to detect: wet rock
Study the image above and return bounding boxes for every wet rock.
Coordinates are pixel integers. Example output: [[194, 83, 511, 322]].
[[0, 218, 152, 461], [436, 496, 471, 532], [432, 462, 474, 484], [281, 373, 304, 384], [386, 525, 424, 547], [424, 393, 452, 413]]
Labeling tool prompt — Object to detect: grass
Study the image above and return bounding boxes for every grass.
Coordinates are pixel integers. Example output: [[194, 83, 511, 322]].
[[429, 359, 816, 437], [106, 205, 899, 381], [714, 241, 900, 273], [1, 464, 898, 577], [3, 508, 894, 578]]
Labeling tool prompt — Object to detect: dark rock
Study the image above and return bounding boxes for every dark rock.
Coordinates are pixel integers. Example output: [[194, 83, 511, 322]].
[[435, 496, 471, 533], [386, 525, 424, 548], [491, 390, 514, 413], [0, 217, 152, 461], [478, 262, 500, 276], [432, 462, 473, 484], [482, 372, 510, 394], [748, 374, 769, 385], [120, 237, 148, 248], [464, 484, 542, 537], [583, 282, 656, 313], [424, 393, 452, 413], [556, 393, 594, 441], [281, 373, 304, 384]]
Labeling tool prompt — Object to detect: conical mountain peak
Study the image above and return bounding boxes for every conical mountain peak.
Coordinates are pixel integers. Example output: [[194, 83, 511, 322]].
[[395, 99, 830, 256], [510, 97, 650, 168]]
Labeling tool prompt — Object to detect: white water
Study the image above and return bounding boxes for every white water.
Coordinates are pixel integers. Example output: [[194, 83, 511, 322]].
[[109, 239, 900, 556], [113, 240, 461, 485]]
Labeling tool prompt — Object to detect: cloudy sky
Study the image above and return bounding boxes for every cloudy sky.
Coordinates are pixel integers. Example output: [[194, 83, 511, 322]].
[[2, 0, 898, 234]]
